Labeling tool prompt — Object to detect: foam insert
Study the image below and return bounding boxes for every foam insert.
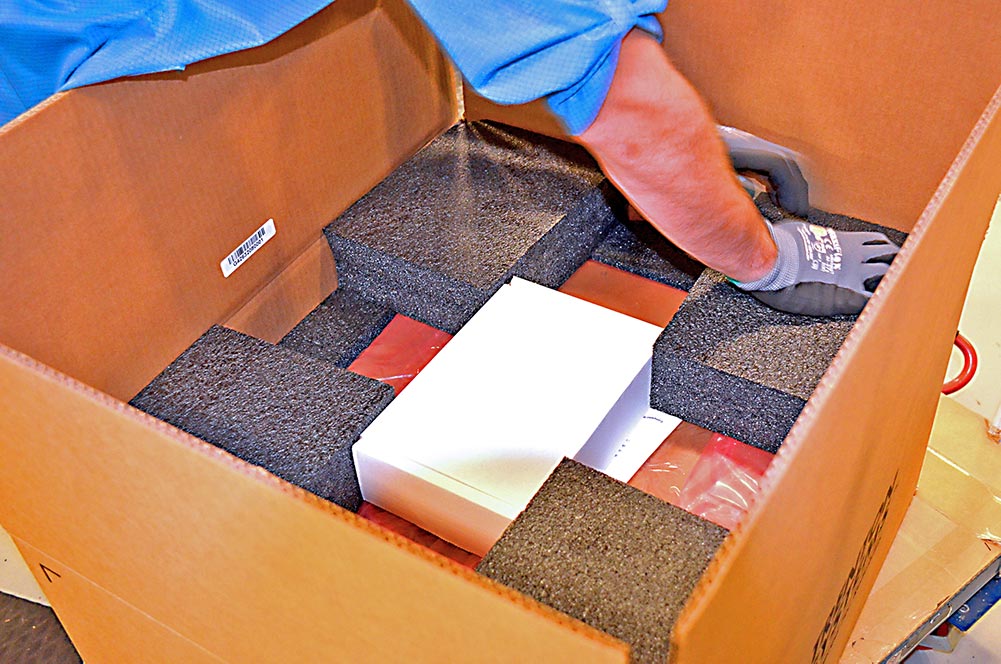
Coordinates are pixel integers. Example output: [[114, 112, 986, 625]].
[[130, 326, 394, 511], [651, 201, 907, 452], [477, 459, 727, 663], [324, 121, 622, 333], [278, 289, 394, 368], [591, 216, 703, 291]]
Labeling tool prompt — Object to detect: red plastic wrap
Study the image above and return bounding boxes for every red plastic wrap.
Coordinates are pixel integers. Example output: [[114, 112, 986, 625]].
[[628, 421, 714, 504], [348, 314, 452, 394], [676, 433, 774, 531], [557, 259, 688, 327]]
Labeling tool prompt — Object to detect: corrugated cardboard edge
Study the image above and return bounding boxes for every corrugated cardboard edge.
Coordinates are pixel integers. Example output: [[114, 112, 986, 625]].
[[0, 341, 629, 662], [671, 84, 1001, 663], [843, 397, 1001, 662]]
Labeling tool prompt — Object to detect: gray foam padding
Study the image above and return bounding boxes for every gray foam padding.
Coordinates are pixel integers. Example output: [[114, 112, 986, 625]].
[[324, 121, 623, 333], [591, 217, 704, 290], [130, 326, 394, 511], [278, 289, 394, 368], [477, 459, 728, 664], [651, 200, 907, 452]]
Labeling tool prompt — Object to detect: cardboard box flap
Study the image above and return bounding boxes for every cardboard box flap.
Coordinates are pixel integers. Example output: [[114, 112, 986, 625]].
[[467, 2, 1001, 233], [0, 342, 629, 662], [2, 2, 1001, 662], [657, 1, 1001, 231], [672, 84, 1001, 663], [0, 0, 457, 402], [843, 397, 1001, 663]]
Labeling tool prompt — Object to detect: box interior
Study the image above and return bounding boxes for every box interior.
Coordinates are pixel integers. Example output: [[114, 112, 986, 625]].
[[0, 0, 457, 401], [2, 1, 1001, 662]]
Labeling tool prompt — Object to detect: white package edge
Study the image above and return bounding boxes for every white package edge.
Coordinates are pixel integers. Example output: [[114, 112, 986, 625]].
[[354, 278, 670, 556]]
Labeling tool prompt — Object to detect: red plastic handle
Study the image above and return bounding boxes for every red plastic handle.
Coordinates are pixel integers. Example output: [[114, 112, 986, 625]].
[[942, 333, 977, 395]]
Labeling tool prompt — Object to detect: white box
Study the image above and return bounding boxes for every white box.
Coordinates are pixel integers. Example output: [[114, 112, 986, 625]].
[[354, 278, 677, 555]]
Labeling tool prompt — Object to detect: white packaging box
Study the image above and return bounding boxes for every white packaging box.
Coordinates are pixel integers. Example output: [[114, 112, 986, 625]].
[[353, 278, 678, 555]]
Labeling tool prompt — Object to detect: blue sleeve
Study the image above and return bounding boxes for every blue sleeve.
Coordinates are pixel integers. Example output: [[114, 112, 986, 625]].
[[406, 0, 667, 136], [0, 1, 334, 126]]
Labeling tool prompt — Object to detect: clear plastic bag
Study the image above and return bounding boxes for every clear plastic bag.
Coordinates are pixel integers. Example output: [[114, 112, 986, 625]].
[[628, 425, 774, 531]]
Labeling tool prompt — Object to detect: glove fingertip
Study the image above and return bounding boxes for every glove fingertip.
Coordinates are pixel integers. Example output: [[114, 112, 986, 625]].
[[864, 253, 898, 265], [748, 282, 868, 317], [863, 275, 884, 293]]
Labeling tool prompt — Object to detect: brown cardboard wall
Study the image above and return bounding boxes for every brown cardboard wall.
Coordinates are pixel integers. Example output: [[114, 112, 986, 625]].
[[657, 1, 1001, 231], [672, 85, 1001, 664], [466, 3, 1001, 232], [14, 539, 219, 664], [224, 236, 338, 343], [0, 346, 628, 662], [0, 0, 456, 402]]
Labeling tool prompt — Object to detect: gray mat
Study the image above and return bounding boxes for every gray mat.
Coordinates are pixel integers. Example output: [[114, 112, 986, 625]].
[[278, 289, 394, 368], [477, 459, 728, 664], [131, 326, 394, 511], [324, 121, 623, 333], [0, 593, 80, 664], [650, 200, 906, 452]]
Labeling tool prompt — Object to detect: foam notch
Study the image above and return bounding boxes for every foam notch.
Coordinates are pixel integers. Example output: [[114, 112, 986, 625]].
[[591, 216, 704, 291], [279, 289, 394, 368]]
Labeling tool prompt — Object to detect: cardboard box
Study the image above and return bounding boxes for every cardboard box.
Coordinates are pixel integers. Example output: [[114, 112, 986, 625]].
[[844, 396, 1001, 662], [1, 1, 1000, 661]]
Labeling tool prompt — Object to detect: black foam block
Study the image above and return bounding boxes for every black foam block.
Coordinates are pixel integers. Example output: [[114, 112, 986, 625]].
[[477, 459, 728, 664], [278, 289, 394, 368], [130, 326, 394, 511], [651, 201, 906, 452], [591, 217, 703, 291], [324, 121, 623, 332]]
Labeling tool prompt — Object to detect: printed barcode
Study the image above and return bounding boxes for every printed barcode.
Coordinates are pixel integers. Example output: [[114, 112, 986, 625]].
[[227, 228, 267, 267], [220, 219, 276, 278]]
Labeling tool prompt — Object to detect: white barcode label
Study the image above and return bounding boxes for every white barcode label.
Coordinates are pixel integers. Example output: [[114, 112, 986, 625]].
[[221, 219, 276, 278]]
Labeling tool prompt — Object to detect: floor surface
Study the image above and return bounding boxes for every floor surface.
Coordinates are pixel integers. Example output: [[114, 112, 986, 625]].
[[907, 602, 1001, 663]]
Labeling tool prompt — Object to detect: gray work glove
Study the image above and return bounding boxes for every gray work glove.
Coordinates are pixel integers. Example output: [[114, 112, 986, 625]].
[[719, 125, 810, 217], [733, 219, 900, 317]]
